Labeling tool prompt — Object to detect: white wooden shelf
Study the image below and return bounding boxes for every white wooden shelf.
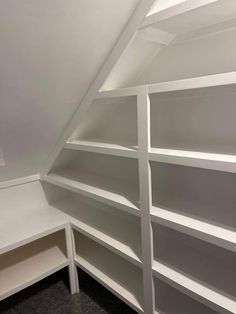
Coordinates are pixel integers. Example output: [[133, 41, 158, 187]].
[[153, 260, 235, 314], [0, 202, 68, 255], [151, 205, 236, 253], [98, 72, 236, 98], [65, 140, 138, 159], [151, 160, 236, 232], [74, 231, 144, 313], [153, 225, 236, 313], [55, 196, 142, 266], [0, 230, 68, 301], [149, 148, 236, 173], [44, 170, 140, 217], [154, 278, 217, 314]]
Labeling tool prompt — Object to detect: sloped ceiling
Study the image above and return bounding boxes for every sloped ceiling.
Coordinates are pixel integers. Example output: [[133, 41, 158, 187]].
[[0, 0, 139, 181]]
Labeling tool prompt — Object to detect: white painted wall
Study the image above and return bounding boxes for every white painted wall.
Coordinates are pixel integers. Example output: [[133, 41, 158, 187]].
[[0, 0, 139, 181]]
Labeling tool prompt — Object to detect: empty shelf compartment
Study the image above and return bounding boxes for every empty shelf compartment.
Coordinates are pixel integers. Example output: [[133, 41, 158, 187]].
[[153, 224, 236, 301], [54, 194, 142, 265], [70, 95, 138, 150], [154, 278, 218, 314], [0, 230, 68, 301], [151, 161, 236, 231], [74, 231, 143, 313], [47, 150, 140, 214], [150, 88, 236, 155]]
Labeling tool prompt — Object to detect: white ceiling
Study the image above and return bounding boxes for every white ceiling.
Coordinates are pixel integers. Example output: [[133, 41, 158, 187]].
[[0, 0, 139, 181]]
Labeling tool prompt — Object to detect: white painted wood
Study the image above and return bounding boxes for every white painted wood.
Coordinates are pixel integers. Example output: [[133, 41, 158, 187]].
[[65, 224, 79, 294], [151, 205, 236, 253], [98, 71, 236, 97], [74, 231, 144, 313], [148, 71, 236, 94], [0, 230, 68, 301], [141, 0, 219, 28], [97, 86, 140, 98], [137, 27, 175, 45], [147, 0, 188, 17], [0, 202, 68, 255], [44, 172, 140, 217], [154, 278, 221, 314], [149, 148, 236, 173], [137, 87, 155, 314], [65, 140, 138, 159], [150, 0, 236, 36], [173, 17, 236, 45], [153, 260, 236, 314], [0, 174, 40, 190], [41, 0, 156, 177], [56, 196, 142, 267]]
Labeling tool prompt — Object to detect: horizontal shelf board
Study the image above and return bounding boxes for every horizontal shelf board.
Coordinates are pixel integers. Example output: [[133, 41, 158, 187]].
[[154, 279, 217, 314], [65, 140, 138, 159], [0, 233, 68, 301], [97, 72, 236, 99], [149, 148, 236, 173], [44, 172, 140, 217], [72, 223, 142, 267], [75, 256, 143, 313], [97, 86, 139, 99], [0, 204, 69, 255], [148, 72, 236, 94], [151, 206, 236, 253], [153, 260, 236, 314]]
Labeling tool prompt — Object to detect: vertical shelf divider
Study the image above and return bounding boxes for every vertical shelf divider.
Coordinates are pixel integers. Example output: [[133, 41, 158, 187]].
[[137, 86, 155, 314], [65, 224, 80, 294]]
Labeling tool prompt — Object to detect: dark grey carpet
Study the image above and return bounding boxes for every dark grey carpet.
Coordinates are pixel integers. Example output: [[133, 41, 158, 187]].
[[0, 268, 136, 314]]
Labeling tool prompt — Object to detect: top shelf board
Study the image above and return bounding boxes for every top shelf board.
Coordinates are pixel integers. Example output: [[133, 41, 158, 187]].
[[98, 71, 236, 99]]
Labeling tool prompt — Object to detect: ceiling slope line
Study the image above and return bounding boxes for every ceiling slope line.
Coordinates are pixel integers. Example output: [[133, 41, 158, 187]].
[[40, 0, 156, 178]]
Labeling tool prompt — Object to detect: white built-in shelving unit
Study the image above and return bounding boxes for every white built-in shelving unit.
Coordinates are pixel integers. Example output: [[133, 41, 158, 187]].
[[2, 1, 236, 314], [40, 70, 236, 314]]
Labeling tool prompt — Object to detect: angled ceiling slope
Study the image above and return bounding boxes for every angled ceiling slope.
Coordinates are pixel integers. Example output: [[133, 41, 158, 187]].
[[40, 0, 156, 178], [0, 0, 141, 182]]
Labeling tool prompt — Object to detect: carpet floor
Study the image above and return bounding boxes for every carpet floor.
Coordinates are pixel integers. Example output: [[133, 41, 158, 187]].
[[0, 268, 137, 314]]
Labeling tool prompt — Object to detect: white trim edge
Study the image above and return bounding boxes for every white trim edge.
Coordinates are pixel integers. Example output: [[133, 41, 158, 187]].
[[0, 174, 40, 190]]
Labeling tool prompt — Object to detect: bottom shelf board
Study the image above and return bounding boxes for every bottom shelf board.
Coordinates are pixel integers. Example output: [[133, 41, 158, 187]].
[[153, 261, 236, 314], [0, 231, 68, 301], [154, 279, 218, 314], [74, 232, 143, 313]]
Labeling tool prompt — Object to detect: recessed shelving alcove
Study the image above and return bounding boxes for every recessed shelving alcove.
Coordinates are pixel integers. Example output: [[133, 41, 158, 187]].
[[69, 95, 138, 157], [0, 230, 68, 301], [154, 279, 218, 314], [74, 231, 144, 313], [45, 149, 140, 215]]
